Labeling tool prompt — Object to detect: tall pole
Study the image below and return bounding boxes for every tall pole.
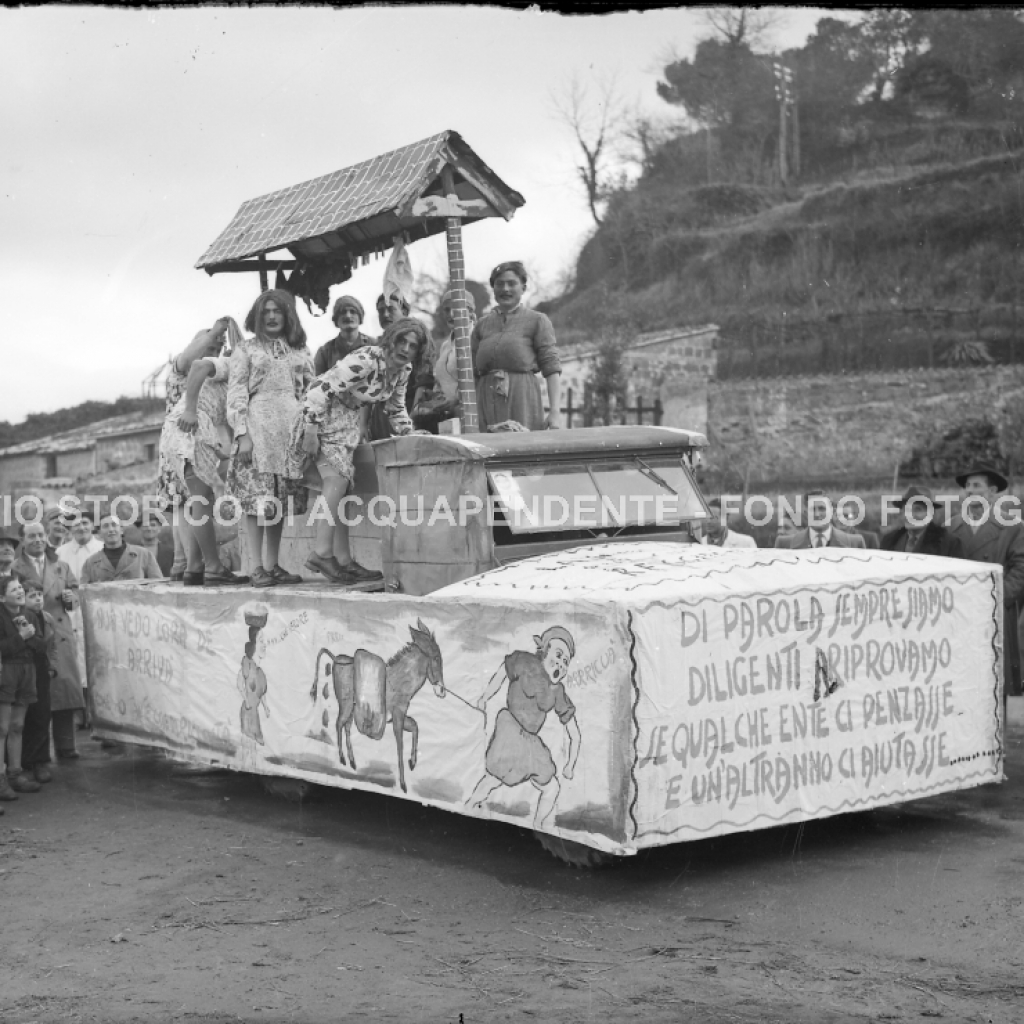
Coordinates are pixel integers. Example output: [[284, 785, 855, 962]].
[[791, 88, 800, 180], [778, 87, 788, 187], [441, 164, 479, 433]]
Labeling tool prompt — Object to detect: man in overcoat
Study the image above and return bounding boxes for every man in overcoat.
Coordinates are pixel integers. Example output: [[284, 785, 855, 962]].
[[947, 461, 1024, 699], [14, 521, 85, 770], [880, 485, 964, 557]]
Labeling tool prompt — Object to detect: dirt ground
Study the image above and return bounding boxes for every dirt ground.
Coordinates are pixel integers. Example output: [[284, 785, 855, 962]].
[[2, 701, 1022, 1024]]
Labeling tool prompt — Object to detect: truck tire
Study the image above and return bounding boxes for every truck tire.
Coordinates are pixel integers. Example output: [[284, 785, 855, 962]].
[[534, 832, 622, 869], [259, 777, 312, 804]]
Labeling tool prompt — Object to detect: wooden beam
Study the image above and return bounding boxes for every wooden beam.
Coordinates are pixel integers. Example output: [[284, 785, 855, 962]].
[[409, 195, 494, 218], [204, 260, 299, 275]]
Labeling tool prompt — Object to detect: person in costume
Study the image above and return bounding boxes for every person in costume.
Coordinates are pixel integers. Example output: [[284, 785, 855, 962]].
[[471, 261, 562, 431], [469, 626, 580, 828], [226, 290, 313, 589], [288, 317, 426, 585], [160, 318, 248, 587]]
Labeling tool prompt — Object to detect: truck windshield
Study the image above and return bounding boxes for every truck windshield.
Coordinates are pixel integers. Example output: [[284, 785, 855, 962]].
[[487, 456, 706, 534]]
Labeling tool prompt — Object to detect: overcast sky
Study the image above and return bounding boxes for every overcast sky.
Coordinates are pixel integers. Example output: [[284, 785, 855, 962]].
[[1, 4, 839, 424]]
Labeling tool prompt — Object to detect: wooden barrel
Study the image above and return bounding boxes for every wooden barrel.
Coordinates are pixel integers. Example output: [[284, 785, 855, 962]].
[[353, 649, 387, 740]]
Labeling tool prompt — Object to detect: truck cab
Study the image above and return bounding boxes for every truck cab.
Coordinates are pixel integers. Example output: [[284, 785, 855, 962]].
[[370, 425, 710, 596]]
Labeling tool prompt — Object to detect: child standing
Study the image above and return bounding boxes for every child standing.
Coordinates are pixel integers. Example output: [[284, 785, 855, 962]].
[[0, 576, 45, 799]]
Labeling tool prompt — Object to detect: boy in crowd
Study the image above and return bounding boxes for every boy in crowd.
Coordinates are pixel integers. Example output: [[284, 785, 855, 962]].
[[0, 575, 45, 800]]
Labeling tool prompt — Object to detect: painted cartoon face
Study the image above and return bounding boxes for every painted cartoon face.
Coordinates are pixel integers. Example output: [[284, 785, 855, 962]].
[[543, 639, 572, 683]]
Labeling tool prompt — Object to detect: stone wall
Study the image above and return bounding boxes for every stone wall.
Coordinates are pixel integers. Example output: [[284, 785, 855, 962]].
[[706, 365, 1024, 484], [560, 325, 719, 432], [94, 428, 162, 474]]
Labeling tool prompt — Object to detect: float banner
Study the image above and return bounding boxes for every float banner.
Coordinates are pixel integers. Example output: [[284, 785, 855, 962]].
[[445, 543, 1004, 848], [83, 543, 1004, 855], [82, 582, 634, 855]]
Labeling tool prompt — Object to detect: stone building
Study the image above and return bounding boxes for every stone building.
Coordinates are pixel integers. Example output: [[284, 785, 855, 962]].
[[0, 410, 164, 510]]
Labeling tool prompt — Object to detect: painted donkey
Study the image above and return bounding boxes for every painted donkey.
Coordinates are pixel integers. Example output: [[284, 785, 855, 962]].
[[311, 620, 445, 792]]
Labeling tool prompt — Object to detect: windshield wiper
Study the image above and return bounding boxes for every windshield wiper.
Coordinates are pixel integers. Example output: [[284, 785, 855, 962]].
[[634, 457, 678, 496]]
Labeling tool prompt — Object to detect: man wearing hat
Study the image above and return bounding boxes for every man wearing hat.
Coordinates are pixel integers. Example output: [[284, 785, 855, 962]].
[[948, 461, 1024, 697], [881, 485, 963, 557], [774, 491, 866, 549], [312, 295, 372, 377], [0, 527, 24, 580]]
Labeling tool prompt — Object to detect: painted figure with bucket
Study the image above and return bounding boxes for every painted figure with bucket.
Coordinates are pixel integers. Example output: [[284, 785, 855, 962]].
[[237, 605, 270, 767], [469, 626, 580, 828]]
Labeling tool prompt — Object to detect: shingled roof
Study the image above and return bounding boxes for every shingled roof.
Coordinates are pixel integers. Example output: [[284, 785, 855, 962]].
[[196, 130, 524, 273]]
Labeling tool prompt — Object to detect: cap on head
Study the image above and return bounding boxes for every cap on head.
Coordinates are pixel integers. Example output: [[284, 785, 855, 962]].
[[332, 295, 365, 325]]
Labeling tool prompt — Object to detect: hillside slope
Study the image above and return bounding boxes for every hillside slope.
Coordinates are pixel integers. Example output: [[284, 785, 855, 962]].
[[548, 119, 1024, 376]]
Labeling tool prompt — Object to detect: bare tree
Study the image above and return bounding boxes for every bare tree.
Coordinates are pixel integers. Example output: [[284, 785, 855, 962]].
[[704, 7, 783, 50], [550, 72, 627, 227], [618, 105, 676, 178]]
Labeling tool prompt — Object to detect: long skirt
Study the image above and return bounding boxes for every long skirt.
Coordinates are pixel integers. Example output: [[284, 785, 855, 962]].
[[476, 371, 545, 431]]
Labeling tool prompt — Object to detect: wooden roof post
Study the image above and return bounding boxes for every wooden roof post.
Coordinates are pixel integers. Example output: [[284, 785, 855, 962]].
[[441, 164, 479, 433]]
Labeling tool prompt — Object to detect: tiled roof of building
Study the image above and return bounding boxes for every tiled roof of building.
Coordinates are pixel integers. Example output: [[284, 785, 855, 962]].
[[0, 411, 166, 459], [196, 130, 524, 269]]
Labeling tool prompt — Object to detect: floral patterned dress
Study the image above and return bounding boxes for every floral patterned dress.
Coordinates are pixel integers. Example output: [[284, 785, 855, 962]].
[[286, 346, 413, 481], [226, 337, 314, 516], [159, 356, 233, 496], [156, 361, 191, 508]]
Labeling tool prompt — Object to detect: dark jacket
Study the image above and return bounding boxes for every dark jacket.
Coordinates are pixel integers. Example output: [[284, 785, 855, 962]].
[[947, 514, 1024, 697], [775, 528, 866, 550], [880, 521, 964, 559], [0, 604, 46, 664]]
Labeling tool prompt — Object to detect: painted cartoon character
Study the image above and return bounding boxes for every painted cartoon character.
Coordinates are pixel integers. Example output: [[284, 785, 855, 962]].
[[469, 626, 580, 828], [238, 605, 270, 766]]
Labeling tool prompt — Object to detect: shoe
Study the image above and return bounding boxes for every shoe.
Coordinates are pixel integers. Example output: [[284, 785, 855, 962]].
[[32, 765, 53, 783], [9, 773, 41, 794], [57, 749, 80, 760], [0, 775, 18, 801], [338, 560, 383, 582], [183, 570, 205, 586], [304, 552, 353, 584], [268, 565, 303, 585], [170, 570, 185, 583], [203, 565, 249, 587], [250, 567, 277, 589]]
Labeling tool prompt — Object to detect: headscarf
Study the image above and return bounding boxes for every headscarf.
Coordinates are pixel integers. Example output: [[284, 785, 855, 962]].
[[534, 626, 576, 659], [441, 289, 477, 312]]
